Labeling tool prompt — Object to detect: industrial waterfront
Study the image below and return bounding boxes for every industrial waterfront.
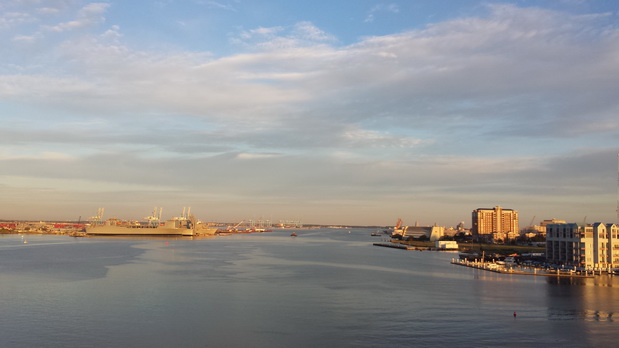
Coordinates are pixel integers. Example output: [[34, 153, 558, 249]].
[[1, 228, 618, 348]]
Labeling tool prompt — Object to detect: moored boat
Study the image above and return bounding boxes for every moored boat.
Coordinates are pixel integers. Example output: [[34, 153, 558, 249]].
[[458, 251, 480, 261]]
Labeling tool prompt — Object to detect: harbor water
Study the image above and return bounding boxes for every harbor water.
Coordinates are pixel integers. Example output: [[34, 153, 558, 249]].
[[1, 228, 618, 347]]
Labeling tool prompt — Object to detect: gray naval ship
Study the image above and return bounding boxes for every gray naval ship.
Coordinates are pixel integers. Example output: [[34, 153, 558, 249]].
[[86, 207, 217, 236]]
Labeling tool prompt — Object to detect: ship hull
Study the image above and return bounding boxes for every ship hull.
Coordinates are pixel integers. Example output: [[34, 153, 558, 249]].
[[86, 225, 194, 236]]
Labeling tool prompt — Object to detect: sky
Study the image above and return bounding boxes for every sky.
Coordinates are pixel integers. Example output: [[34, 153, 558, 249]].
[[1, 0, 618, 227]]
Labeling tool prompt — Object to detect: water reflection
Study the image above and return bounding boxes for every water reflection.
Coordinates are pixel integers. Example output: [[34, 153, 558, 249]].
[[547, 309, 615, 322], [547, 276, 619, 318]]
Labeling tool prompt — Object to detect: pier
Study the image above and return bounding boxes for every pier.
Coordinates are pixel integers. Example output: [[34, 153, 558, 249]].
[[373, 243, 432, 250], [451, 258, 594, 278]]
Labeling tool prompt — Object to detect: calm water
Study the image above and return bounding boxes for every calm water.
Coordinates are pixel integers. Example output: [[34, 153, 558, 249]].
[[1, 229, 618, 347]]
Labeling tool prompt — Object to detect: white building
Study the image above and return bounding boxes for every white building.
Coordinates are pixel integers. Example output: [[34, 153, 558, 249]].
[[435, 240, 458, 250], [392, 222, 444, 241], [546, 222, 619, 271]]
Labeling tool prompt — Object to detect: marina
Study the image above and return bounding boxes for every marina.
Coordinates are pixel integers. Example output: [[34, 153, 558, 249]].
[[451, 258, 595, 278]]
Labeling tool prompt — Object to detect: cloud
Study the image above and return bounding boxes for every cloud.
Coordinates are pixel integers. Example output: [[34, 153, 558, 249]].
[[37, 7, 62, 15], [196, 1, 238, 12], [12, 33, 40, 42], [44, 2, 109, 32], [4, 4, 619, 144], [1, 12, 34, 29], [365, 3, 400, 23], [2, 4, 618, 156], [240, 26, 283, 39], [235, 152, 281, 160], [341, 128, 428, 149], [233, 21, 336, 50], [291, 21, 336, 42]]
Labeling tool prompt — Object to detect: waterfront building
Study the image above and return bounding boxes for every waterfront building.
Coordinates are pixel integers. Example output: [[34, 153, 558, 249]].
[[471, 206, 519, 242], [521, 218, 566, 239], [537, 219, 566, 237], [546, 222, 619, 271], [436, 240, 458, 250], [391, 221, 444, 241]]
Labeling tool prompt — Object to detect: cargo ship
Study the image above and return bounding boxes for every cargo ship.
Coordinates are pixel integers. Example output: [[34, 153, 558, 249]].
[[86, 207, 217, 236]]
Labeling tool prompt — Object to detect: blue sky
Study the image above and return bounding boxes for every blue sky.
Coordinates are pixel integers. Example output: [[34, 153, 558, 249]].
[[1, 0, 618, 226]]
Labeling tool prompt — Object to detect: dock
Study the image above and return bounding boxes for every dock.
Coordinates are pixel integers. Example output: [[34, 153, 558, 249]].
[[373, 243, 432, 251], [451, 259, 594, 278], [373, 243, 416, 250]]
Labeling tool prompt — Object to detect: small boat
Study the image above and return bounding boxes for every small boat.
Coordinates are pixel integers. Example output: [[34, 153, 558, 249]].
[[503, 256, 517, 264]]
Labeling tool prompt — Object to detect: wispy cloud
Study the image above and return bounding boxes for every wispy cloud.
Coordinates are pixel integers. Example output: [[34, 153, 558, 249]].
[[365, 3, 400, 23], [195, 0, 238, 12], [0, 11, 36, 29], [43, 2, 109, 32], [233, 21, 335, 49]]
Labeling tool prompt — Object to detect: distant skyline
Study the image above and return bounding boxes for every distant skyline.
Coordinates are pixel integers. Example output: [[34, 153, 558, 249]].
[[1, 1, 618, 227]]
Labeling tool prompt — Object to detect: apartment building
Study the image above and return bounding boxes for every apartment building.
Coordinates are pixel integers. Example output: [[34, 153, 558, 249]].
[[471, 206, 519, 241], [546, 222, 619, 271]]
